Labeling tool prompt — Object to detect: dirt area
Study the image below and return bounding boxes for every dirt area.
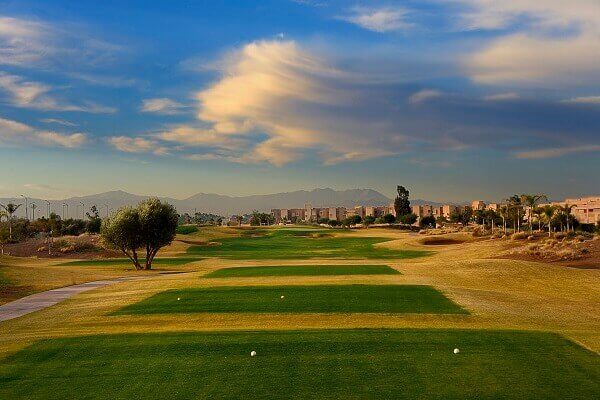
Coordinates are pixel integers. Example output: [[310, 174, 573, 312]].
[[0, 235, 121, 259], [499, 236, 600, 269]]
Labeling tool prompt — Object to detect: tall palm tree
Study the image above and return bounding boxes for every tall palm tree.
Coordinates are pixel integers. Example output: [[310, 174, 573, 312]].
[[499, 206, 509, 234], [532, 206, 543, 232], [540, 205, 556, 237], [0, 203, 22, 240], [520, 194, 547, 233], [557, 204, 575, 232]]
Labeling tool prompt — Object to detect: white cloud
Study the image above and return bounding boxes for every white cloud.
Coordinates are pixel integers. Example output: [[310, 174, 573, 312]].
[[0, 16, 123, 69], [40, 118, 77, 127], [337, 6, 412, 33], [514, 145, 600, 159], [108, 136, 169, 155], [408, 89, 443, 104], [155, 125, 246, 150], [23, 183, 59, 191], [463, 1, 600, 86], [0, 73, 116, 113], [484, 92, 520, 101], [561, 96, 600, 104], [194, 40, 402, 166], [140, 98, 189, 115], [0, 117, 87, 148]]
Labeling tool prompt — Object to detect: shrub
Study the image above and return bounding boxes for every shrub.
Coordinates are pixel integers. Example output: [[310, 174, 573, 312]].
[[511, 232, 528, 240]]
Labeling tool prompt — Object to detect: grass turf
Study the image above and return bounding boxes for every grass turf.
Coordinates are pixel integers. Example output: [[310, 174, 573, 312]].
[[186, 229, 431, 260], [0, 329, 598, 399], [204, 264, 400, 278], [58, 257, 203, 267], [113, 284, 466, 315]]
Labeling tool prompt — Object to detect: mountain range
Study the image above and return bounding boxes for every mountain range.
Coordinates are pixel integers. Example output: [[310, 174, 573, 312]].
[[0, 188, 446, 218]]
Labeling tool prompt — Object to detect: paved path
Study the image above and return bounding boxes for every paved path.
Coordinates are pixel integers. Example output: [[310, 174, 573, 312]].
[[0, 277, 144, 322]]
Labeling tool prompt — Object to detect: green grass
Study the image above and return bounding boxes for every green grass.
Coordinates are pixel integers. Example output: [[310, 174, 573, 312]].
[[113, 285, 466, 315], [205, 264, 400, 278], [0, 329, 598, 399], [58, 257, 203, 267], [186, 229, 431, 260], [176, 225, 199, 234]]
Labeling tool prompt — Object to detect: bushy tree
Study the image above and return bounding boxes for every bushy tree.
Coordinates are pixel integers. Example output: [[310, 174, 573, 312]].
[[383, 213, 396, 225], [363, 215, 376, 227], [394, 186, 411, 217], [419, 215, 436, 228], [318, 217, 330, 225], [397, 213, 417, 225], [449, 207, 473, 225], [343, 215, 362, 227], [101, 198, 178, 270], [86, 205, 102, 233]]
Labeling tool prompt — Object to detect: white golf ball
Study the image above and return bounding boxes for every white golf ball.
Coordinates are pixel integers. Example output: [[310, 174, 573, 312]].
[[281, 295, 285, 299], [177, 297, 181, 301], [453, 348, 460, 354], [250, 351, 257, 357]]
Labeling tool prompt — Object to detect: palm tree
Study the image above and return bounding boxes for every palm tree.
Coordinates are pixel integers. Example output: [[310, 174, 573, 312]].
[[0, 203, 22, 240], [520, 194, 547, 233], [557, 204, 575, 232], [498, 206, 509, 234], [540, 205, 556, 237]]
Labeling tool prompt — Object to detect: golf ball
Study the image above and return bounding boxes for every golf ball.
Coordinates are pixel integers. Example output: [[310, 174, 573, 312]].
[[177, 297, 181, 301], [250, 351, 257, 357], [281, 295, 285, 299], [454, 348, 460, 354]]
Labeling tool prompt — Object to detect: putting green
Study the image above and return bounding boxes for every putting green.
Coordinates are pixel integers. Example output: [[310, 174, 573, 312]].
[[186, 229, 431, 260], [0, 329, 598, 399], [58, 257, 203, 267], [204, 264, 400, 278], [113, 285, 467, 315]]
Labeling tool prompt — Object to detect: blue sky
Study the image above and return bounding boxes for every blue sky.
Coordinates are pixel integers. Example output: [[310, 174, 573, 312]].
[[0, 0, 599, 202]]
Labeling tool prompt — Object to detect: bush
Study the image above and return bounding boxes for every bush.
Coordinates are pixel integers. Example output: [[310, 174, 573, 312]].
[[511, 232, 528, 240], [419, 216, 436, 228], [397, 213, 417, 225]]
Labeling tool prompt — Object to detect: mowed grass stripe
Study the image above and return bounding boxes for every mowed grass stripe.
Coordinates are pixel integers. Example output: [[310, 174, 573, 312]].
[[0, 329, 598, 400], [204, 264, 400, 278], [113, 285, 466, 315], [58, 257, 203, 267], [186, 229, 432, 260]]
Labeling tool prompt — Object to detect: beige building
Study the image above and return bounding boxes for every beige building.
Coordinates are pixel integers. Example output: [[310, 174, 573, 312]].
[[472, 200, 486, 211], [551, 196, 600, 224]]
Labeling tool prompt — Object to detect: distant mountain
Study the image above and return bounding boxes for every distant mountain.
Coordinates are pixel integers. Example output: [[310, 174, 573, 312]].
[[0, 188, 453, 218]]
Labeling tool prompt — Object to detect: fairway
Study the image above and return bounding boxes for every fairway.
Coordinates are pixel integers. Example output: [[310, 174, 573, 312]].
[[186, 229, 431, 260], [204, 264, 400, 278], [0, 329, 598, 400], [113, 284, 466, 315], [59, 257, 203, 267]]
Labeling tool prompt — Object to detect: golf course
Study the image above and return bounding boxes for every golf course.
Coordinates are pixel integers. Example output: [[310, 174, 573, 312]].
[[1, 226, 599, 399]]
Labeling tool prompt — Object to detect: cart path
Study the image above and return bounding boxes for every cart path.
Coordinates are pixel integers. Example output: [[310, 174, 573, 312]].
[[0, 276, 147, 322]]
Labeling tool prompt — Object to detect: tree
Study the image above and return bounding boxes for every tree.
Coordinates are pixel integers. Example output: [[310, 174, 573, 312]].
[[449, 207, 473, 226], [420, 215, 436, 228], [0, 203, 22, 240], [520, 194, 547, 232], [363, 215, 376, 227], [394, 186, 411, 217], [397, 213, 417, 225], [383, 213, 397, 225], [343, 215, 362, 227], [86, 205, 102, 233], [101, 207, 143, 269], [101, 199, 178, 270], [557, 204, 575, 232], [318, 217, 330, 225], [540, 205, 556, 237]]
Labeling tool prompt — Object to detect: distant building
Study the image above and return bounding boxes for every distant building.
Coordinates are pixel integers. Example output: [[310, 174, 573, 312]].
[[472, 200, 486, 211], [549, 196, 600, 224]]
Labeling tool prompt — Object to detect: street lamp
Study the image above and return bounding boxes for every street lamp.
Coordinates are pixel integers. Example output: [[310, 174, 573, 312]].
[[62, 203, 68, 219], [21, 195, 28, 220], [30, 203, 37, 220], [45, 200, 50, 219], [80, 202, 85, 220]]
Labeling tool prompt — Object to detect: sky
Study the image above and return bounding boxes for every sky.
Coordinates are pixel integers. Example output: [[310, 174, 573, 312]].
[[0, 0, 599, 202]]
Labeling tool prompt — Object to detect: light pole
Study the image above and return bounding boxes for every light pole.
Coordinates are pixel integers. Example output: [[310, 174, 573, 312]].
[[45, 200, 50, 219], [80, 202, 85, 220], [30, 203, 37, 220], [62, 203, 68, 219], [21, 195, 28, 220]]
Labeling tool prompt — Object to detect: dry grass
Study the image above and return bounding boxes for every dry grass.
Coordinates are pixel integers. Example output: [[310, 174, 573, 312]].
[[0, 227, 599, 362]]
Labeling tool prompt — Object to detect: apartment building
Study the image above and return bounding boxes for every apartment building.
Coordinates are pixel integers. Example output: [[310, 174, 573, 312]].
[[472, 200, 486, 211], [550, 196, 600, 224]]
